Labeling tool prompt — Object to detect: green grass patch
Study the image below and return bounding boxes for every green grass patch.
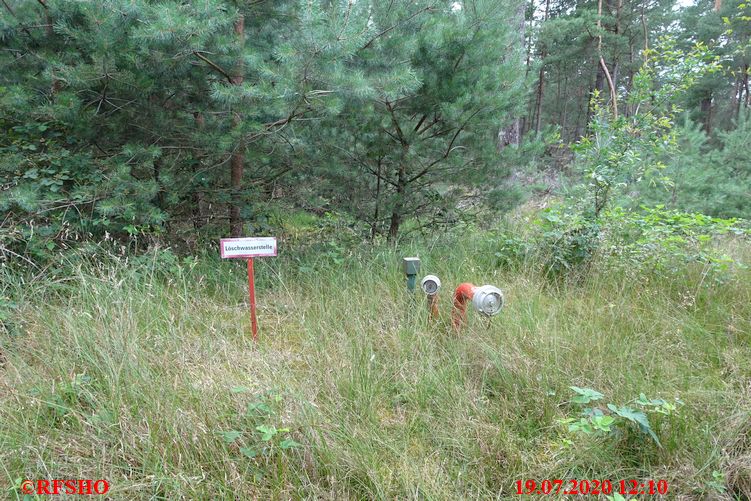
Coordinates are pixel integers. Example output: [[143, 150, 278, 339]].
[[1, 233, 750, 499]]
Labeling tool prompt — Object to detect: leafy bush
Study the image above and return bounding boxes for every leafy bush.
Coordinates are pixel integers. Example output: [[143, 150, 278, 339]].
[[534, 206, 602, 279], [0, 115, 165, 266], [495, 204, 748, 282], [558, 387, 683, 448], [219, 389, 302, 483], [492, 233, 534, 270], [505, 37, 743, 283], [601, 206, 749, 280]]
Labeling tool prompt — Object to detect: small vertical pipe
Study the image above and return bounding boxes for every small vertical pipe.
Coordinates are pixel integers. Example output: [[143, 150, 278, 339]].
[[427, 294, 439, 320], [406, 274, 417, 292]]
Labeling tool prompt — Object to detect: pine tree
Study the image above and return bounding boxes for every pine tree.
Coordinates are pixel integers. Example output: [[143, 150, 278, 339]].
[[297, 0, 525, 241], [0, 0, 365, 258]]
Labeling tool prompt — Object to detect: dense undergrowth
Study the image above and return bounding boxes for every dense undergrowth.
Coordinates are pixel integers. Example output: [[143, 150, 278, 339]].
[[1, 215, 750, 499]]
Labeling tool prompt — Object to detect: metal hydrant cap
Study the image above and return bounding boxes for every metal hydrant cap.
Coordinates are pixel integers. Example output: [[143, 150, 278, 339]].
[[420, 275, 441, 295], [472, 285, 504, 316]]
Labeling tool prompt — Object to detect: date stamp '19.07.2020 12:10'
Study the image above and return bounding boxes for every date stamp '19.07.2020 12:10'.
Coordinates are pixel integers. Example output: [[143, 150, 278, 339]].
[[515, 479, 669, 496]]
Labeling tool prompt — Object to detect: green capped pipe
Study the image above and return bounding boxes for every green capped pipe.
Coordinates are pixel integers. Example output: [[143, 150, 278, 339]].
[[402, 257, 421, 292]]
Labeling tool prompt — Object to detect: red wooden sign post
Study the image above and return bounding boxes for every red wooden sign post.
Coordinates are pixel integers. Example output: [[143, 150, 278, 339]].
[[220, 237, 277, 340], [247, 257, 258, 338]]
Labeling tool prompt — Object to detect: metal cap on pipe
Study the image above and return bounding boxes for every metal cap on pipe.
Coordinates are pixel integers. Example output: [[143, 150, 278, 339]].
[[472, 285, 504, 316], [402, 257, 421, 275], [420, 275, 441, 295]]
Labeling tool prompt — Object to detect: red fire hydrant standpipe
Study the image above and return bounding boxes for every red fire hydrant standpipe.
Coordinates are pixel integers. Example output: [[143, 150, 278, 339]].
[[452, 282, 504, 331], [452, 283, 477, 330]]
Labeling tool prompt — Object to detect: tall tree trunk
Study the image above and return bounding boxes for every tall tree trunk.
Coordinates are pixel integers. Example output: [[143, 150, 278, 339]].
[[701, 91, 713, 134], [641, 1, 649, 55], [560, 73, 570, 138], [499, 0, 527, 149], [624, 39, 635, 117], [597, 0, 618, 119], [152, 160, 169, 234], [522, 0, 535, 135], [585, 67, 604, 128], [533, 67, 546, 134], [555, 64, 562, 125], [229, 15, 245, 237], [36, 0, 53, 37], [610, 0, 622, 97], [524, 0, 534, 80], [387, 163, 406, 244], [733, 77, 742, 120], [533, 0, 551, 135], [700, 0, 722, 133], [371, 157, 382, 241], [192, 112, 210, 229], [534, 68, 545, 134], [574, 83, 585, 139], [35, 0, 62, 96]]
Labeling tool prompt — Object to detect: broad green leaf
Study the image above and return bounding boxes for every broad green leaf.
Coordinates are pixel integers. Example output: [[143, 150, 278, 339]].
[[570, 386, 604, 403], [608, 405, 661, 447], [218, 430, 242, 443], [592, 414, 615, 432], [247, 402, 272, 415], [240, 447, 258, 458], [280, 439, 302, 450], [256, 425, 276, 441]]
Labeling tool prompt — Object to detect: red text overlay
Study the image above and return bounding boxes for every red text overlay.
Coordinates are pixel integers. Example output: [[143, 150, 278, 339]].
[[20, 479, 110, 496], [515, 479, 668, 496]]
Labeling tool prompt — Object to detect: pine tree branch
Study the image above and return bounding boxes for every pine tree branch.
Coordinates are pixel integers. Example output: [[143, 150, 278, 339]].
[[413, 114, 427, 132], [1, 0, 38, 38], [363, 162, 398, 188], [337, 0, 354, 41], [420, 127, 454, 140], [410, 107, 484, 183], [245, 109, 309, 142], [193, 51, 234, 84], [1, 0, 16, 17], [417, 113, 441, 135], [384, 101, 408, 147], [33, 0, 53, 37], [361, 4, 436, 49], [328, 144, 398, 188], [381, 127, 402, 144]]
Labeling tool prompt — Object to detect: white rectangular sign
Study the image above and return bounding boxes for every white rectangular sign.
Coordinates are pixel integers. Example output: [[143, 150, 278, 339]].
[[220, 237, 277, 259]]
